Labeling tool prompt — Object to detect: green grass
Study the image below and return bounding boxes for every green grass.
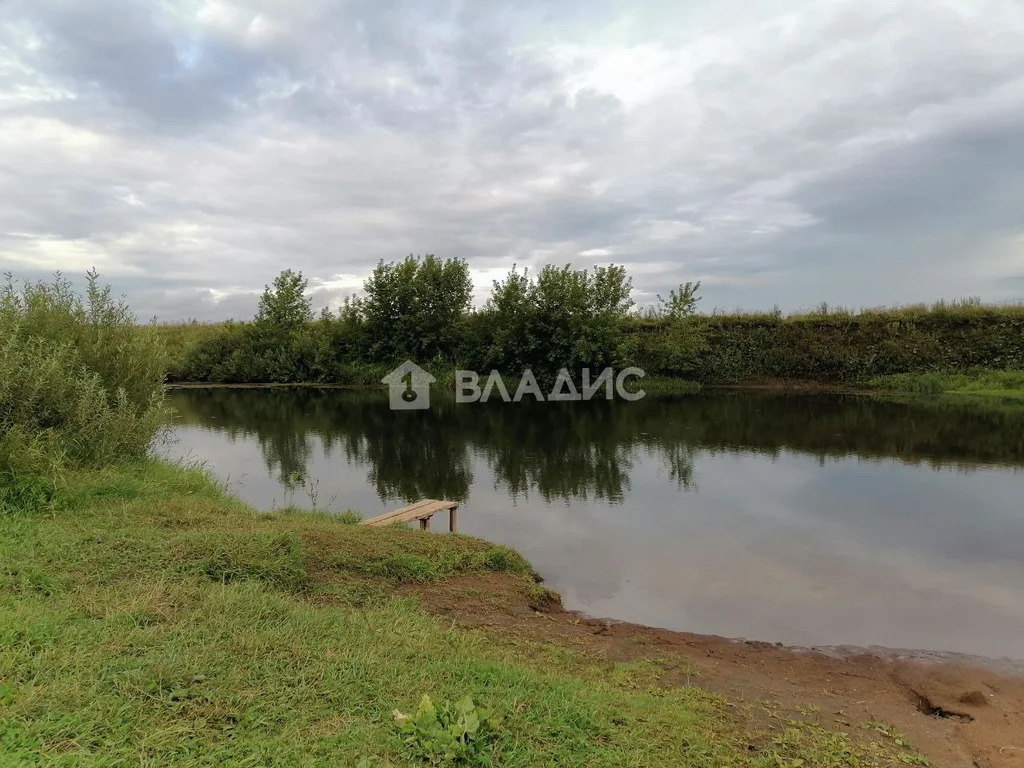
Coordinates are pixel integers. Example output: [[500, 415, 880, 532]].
[[628, 376, 702, 394], [1, 460, 927, 767], [866, 369, 1024, 398]]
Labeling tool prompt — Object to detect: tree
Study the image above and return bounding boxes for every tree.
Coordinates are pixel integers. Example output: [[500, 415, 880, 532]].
[[485, 264, 634, 377], [657, 281, 701, 320], [255, 270, 312, 332], [362, 255, 472, 361], [247, 270, 315, 382]]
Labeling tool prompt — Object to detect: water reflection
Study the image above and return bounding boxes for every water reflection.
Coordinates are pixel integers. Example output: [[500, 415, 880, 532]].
[[165, 388, 1024, 658], [170, 388, 705, 502], [170, 387, 1024, 503]]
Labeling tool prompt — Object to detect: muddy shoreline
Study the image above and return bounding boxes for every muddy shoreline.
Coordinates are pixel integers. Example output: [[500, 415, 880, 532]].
[[403, 573, 1024, 768]]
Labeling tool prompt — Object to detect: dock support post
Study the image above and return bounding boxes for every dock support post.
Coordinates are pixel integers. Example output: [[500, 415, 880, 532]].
[[449, 505, 458, 533], [420, 517, 430, 531]]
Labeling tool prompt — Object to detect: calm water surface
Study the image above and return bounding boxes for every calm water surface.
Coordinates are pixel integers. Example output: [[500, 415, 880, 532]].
[[164, 388, 1024, 659]]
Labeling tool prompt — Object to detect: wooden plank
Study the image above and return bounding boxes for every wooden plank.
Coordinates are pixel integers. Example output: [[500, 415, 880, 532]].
[[387, 500, 455, 524], [377, 499, 436, 520], [360, 499, 435, 526], [413, 500, 457, 518], [360, 499, 458, 527]]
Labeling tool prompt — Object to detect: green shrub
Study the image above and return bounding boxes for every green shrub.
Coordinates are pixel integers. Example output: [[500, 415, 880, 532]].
[[363, 254, 473, 363], [481, 264, 634, 379], [394, 694, 500, 766], [629, 308, 1024, 383], [175, 272, 318, 383], [2, 271, 166, 407], [623, 281, 706, 377], [173, 320, 250, 382], [0, 273, 168, 495]]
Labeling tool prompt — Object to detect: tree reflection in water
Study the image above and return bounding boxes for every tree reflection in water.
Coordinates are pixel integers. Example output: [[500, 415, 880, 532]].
[[168, 387, 1024, 505]]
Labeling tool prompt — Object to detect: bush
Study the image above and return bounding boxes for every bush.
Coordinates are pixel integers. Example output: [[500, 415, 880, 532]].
[[3, 271, 166, 407], [177, 272, 318, 383], [363, 254, 473, 363], [0, 272, 168, 507], [623, 282, 706, 377], [481, 264, 634, 379], [659, 309, 1024, 383], [174, 321, 252, 382]]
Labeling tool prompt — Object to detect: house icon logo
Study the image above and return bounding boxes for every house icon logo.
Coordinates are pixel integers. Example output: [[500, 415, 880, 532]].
[[382, 360, 436, 410]]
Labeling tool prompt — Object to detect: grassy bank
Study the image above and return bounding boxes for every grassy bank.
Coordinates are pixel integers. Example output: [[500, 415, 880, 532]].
[[0, 460, 928, 767], [866, 369, 1024, 398]]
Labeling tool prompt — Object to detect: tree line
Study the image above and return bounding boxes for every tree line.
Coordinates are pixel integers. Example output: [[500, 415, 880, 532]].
[[168, 255, 1024, 386], [173, 256, 705, 384]]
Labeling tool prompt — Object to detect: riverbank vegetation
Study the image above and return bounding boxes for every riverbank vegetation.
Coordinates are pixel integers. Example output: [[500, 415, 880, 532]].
[[158, 257, 1024, 389], [0, 272, 167, 512]]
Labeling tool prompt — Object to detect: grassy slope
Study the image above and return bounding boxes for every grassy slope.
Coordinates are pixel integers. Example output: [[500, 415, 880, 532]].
[[1, 461, 926, 767]]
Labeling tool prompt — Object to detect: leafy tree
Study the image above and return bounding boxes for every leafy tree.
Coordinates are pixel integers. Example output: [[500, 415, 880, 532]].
[[245, 270, 315, 382], [255, 269, 313, 332], [485, 264, 634, 377], [657, 281, 701, 320], [362, 254, 472, 362]]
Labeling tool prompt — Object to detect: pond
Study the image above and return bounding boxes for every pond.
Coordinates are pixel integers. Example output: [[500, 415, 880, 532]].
[[164, 387, 1024, 660]]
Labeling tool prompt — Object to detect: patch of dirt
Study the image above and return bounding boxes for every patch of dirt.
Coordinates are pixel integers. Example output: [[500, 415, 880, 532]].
[[402, 573, 1024, 768]]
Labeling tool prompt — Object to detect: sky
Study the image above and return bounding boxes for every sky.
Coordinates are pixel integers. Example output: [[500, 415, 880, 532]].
[[1, 0, 1023, 321]]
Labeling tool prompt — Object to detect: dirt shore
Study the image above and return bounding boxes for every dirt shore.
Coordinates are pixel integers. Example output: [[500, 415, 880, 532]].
[[404, 573, 1024, 768]]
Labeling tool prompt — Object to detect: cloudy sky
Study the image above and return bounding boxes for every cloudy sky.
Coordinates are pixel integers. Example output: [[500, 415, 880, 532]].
[[1, 0, 1023, 321]]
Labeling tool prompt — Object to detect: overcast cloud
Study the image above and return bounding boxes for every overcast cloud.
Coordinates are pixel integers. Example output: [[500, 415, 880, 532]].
[[1, 0, 1023, 320]]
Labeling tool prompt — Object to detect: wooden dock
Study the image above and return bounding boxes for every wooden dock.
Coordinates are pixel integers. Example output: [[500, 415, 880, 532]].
[[359, 499, 460, 532]]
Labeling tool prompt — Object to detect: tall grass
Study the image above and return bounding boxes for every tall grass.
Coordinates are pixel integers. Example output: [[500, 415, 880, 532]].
[[0, 272, 168, 511]]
